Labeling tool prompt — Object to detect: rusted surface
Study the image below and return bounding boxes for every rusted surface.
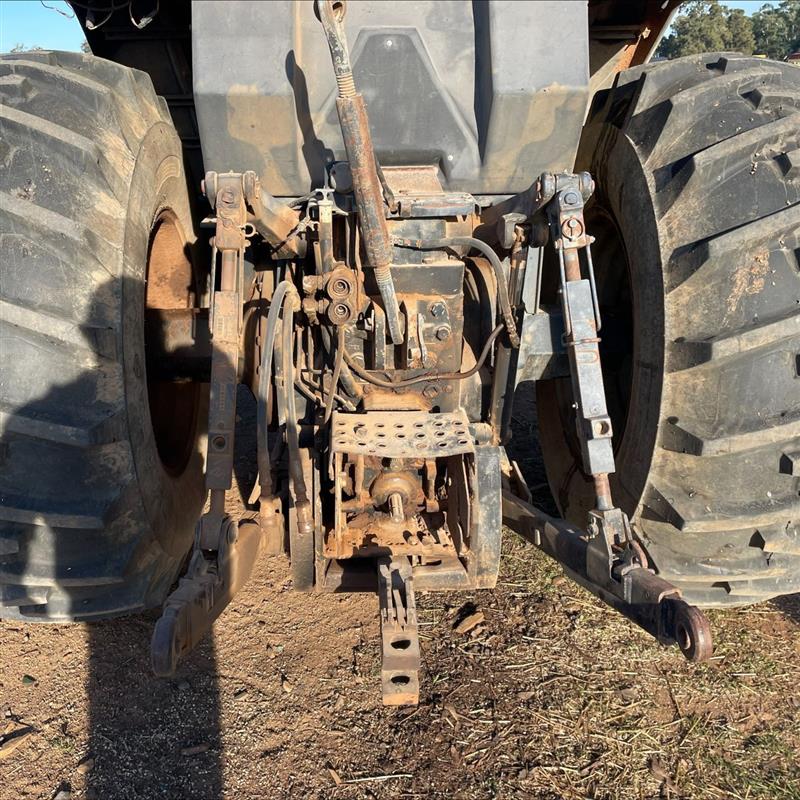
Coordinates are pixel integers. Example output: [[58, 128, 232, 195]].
[[146, 210, 194, 310], [144, 209, 201, 474], [318, 0, 402, 344], [330, 410, 474, 459], [241, 170, 302, 258], [334, 97, 393, 271], [378, 557, 421, 706], [324, 515, 456, 560], [502, 489, 714, 663]]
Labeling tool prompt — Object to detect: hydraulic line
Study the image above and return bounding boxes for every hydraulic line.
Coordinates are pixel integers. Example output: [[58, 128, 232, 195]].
[[323, 325, 345, 424], [282, 305, 313, 535], [393, 236, 521, 349], [256, 280, 293, 499], [343, 323, 504, 389], [320, 325, 361, 400]]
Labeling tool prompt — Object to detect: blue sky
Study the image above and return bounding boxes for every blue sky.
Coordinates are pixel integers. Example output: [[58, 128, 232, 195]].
[[0, 0, 776, 54], [1, 1, 85, 52]]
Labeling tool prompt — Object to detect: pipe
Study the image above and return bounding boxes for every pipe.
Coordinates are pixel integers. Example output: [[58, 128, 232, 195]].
[[393, 236, 521, 349], [316, 0, 403, 346]]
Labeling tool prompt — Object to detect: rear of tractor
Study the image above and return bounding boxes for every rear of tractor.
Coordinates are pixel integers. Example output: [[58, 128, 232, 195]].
[[2, 1, 800, 705]]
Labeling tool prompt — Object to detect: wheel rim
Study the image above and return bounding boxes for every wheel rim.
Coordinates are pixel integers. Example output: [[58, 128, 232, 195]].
[[144, 210, 200, 476]]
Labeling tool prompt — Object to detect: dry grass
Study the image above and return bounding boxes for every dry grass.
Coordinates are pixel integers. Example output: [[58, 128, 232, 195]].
[[2, 532, 799, 800]]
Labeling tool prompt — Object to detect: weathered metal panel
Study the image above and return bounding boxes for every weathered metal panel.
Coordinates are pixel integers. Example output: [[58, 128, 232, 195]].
[[192, 0, 590, 196]]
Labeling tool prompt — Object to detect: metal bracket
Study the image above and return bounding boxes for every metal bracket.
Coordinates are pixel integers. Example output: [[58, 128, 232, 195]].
[[377, 557, 421, 705], [151, 515, 262, 676], [502, 490, 713, 662]]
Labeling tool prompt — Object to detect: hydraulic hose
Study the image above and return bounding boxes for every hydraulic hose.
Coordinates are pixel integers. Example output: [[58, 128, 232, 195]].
[[393, 236, 521, 348], [343, 323, 504, 389], [256, 280, 293, 498], [320, 325, 362, 401], [282, 304, 313, 535], [323, 325, 345, 425]]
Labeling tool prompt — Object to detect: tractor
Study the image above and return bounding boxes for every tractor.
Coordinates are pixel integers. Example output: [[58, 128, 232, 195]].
[[2, 0, 799, 704]]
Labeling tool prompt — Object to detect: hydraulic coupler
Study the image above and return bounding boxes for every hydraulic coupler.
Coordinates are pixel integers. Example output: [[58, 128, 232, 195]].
[[316, 0, 404, 345]]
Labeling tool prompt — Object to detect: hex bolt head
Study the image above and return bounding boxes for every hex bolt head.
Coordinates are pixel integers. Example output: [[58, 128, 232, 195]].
[[435, 325, 451, 341], [429, 301, 447, 318], [422, 384, 439, 399], [564, 190, 580, 205]]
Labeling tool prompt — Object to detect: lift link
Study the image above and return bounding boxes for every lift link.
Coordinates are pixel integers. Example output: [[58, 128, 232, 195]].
[[152, 173, 264, 676], [503, 172, 713, 664]]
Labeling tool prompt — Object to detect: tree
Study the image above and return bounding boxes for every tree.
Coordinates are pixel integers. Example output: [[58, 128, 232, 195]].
[[658, 0, 800, 60], [657, 1, 738, 59], [10, 44, 42, 53], [752, 1, 800, 57], [726, 8, 756, 52]]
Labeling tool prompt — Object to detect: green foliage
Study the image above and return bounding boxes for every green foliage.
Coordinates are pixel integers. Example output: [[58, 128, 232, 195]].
[[752, 0, 800, 58], [656, 0, 800, 60]]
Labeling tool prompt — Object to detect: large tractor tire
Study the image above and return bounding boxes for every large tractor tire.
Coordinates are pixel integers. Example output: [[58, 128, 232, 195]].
[[538, 53, 800, 607], [0, 52, 206, 620]]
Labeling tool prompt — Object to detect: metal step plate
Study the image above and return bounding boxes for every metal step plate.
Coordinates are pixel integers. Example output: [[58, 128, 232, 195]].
[[330, 410, 475, 458]]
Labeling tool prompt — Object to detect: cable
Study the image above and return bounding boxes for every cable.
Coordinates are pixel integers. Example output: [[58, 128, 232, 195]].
[[393, 236, 520, 348], [343, 323, 504, 389], [323, 325, 345, 424]]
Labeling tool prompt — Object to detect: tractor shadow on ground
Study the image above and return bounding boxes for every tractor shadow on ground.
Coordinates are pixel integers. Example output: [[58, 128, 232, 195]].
[[772, 592, 800, 626], [85, 622, 222, 799], [1, 273, 226, 798]]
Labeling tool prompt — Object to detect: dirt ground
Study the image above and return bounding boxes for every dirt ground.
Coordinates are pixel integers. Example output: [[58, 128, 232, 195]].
[[2, 394, 800, 800]]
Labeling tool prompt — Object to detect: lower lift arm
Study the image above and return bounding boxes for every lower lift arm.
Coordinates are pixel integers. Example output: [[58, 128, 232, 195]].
[[503, 173, 713, 663]]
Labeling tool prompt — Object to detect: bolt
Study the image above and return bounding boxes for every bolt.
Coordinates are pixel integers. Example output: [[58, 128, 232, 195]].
[[221, 188, 235, 204], [435, 325, 451, 341], [429, 301, 446, 318], [422, 384, 439, 399], [564, 190, 580, 205]]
